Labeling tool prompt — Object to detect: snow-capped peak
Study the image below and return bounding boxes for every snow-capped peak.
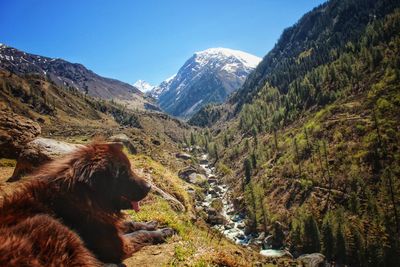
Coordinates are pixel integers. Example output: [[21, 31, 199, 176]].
[[194, 47, 261, 69], [133, 80, 155, 93]]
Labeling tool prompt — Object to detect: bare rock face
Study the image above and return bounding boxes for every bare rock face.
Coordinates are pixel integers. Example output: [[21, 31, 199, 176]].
[[0, 111, 41, 159], [8, 137, 83, 182]]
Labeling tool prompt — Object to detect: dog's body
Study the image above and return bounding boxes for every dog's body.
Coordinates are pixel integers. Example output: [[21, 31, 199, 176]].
[[0, 142, 173, 266]]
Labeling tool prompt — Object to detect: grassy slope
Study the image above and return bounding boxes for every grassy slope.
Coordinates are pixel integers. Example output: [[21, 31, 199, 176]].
[[124, 154, 275, 266]]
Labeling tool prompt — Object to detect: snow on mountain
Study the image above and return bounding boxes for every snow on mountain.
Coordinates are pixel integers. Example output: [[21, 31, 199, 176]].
[[133, 80, 155, 92], [149, 74, 176, 99], [153, 48, 261, 118]]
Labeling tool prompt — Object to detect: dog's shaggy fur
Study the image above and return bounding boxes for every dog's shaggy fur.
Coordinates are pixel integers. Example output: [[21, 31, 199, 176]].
[[0, 142, 169, 266]]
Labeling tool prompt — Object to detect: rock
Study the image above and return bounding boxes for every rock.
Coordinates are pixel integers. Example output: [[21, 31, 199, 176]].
[[151, 139, 161, 146], [108, 133, 137, 154], [256, 232, 266, 241], [260, 249, 293, 258], [237, 222, 246, 229], [263, 235, 274, 249], [8, 137, 83, 181], [178, 166, 206, 185], [175, 152, 192, 160], [207, 214, 226, 225], [205, 207, 218, 216], [208, 188, 218, 197], [0, 111, 41, 159], [208, 178, 217, 184], [199, 159, 208, 165], [225, 222, 235, 230], [236, 234, 245, 240], [298, 253, 326, 267], [187, 173, 207, 185]]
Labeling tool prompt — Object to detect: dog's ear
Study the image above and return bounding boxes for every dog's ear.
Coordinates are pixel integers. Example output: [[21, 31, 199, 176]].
[[72, 157, 108, 187]]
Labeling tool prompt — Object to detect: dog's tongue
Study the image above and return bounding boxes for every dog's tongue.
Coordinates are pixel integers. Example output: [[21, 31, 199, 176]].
[[131, 201, 140, 212]]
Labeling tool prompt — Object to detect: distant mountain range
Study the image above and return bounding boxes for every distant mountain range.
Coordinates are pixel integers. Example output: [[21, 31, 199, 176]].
[[147, 48, 261, 118], [0, 44, 157, 110], [133, 80, 155, 93]]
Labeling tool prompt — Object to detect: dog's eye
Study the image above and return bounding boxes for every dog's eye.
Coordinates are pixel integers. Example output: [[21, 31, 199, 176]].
[[119, 169, 128, 177]]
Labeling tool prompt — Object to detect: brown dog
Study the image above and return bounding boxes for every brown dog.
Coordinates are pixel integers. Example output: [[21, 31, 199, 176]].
[[0, 142, 174, 266]]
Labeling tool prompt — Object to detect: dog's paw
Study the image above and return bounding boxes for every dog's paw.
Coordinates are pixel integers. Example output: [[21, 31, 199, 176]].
[[145, 220, 158, 230], [158, 227, 176, 239]]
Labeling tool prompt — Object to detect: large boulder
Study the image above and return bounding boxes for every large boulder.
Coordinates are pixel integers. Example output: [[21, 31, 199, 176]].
[[206, 214, 226, 225], [8, 137, 83, 181], [298, 253, 326, 267], [108, 133, 137, 154], [178, 166, 207, 185], [0, 111, 41, 159]]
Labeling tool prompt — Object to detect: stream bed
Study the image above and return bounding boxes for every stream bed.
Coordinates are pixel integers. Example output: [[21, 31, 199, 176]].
[[195, 154, 287, 257]]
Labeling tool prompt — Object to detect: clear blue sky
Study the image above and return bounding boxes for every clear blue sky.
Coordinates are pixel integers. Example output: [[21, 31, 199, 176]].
[[0, 0, 326, 85]]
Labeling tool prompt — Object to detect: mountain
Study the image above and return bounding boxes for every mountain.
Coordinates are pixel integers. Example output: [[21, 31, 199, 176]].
[[149, 74, 176, 99], [0, 44, 157, 110], [133, 80, 155, 93], [153, 48, 261, 118], [189, 0, 400, 266]]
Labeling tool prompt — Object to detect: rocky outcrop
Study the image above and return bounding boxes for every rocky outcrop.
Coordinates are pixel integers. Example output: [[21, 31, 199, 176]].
[[298, 253, 326, 267], [8, 137, 82, 181], [0, 111, 41, 159]]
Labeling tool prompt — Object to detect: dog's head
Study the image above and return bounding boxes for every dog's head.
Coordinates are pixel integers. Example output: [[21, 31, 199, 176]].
[[65, 142, 151, 212]]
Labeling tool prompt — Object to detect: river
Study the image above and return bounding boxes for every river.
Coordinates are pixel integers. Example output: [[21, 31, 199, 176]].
[[196, 153, 288, 258]]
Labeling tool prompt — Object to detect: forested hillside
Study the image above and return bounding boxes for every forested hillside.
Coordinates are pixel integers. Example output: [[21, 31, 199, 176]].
[[188, 0, 400, 265]]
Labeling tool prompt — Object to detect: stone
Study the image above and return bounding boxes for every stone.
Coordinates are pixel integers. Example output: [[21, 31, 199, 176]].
[[208, 178, 217, 184], [151, 139, 161, 146], [8, 137, 83, 181], [236, 222, 246, 229], [298, 253, 326, 267], [175, 152, 192, 160], [178, 166, 206, 185], [187, 173, 207, 185], [0, 111, 41, 159], [206, 214, 226, 225], [199, 159, 208, 164]]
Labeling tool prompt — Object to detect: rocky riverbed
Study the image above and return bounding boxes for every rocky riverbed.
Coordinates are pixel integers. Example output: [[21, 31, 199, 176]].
[[195, 153, 288, 257]]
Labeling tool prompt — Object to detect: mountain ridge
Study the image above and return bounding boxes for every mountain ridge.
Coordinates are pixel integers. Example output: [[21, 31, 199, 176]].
[[151, 47, 261, 118], [0, 44, 158, 111]]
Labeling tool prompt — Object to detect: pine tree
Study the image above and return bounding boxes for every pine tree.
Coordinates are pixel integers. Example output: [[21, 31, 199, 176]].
[[321, 220, 334, 262], [335, 224, 346, 265], [190, 132, 196, 146], [244, 158, 252, 184], [303, 215, 320, 253], [293, 137, 302, 177], [273, 127, 279, 152]]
